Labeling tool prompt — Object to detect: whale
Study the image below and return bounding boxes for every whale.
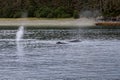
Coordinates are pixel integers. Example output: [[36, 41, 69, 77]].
[[56, 41, 67, 44], [69, 39, 81, 42]]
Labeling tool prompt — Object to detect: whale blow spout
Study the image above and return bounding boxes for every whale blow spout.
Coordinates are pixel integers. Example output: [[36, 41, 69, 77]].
[[16, 25, 24, 55], [16, 26, 24, 42]]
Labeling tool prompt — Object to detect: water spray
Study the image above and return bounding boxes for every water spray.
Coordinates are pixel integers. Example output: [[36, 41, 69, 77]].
[[16, 12, 27, 54]]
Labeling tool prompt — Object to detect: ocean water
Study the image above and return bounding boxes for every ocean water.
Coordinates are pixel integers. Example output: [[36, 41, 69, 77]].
[[0, 26, 120, 80]]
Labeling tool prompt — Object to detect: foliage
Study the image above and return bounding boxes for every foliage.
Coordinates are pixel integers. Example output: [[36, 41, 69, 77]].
[[13, 12, 22, 18], [34, 6, 72, 18], [73, 10, 80, 19], [53, 7, 71, 18], [0, 0, 119, 18], [34, 7, 52, 18]]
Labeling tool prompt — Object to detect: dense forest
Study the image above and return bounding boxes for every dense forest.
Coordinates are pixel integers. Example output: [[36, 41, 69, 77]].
[[0, 0, 120, 19]]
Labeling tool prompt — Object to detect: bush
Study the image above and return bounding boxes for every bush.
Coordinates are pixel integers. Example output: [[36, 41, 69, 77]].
[[61, 14, 71, 18], [34, 7, 52, 18], [73, 10, 80, 19], [54, 7, 64, 18], [53, 7, 72, 18], [28, 6, 36, 17], [34, 6, 72, 18], [0, 7, 13, 18], [47, 12, 54, 18], [13, 12, 22, 18]]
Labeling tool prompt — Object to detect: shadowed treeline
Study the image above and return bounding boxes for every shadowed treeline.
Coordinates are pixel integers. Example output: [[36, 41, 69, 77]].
[[0, 0, 120, 18]]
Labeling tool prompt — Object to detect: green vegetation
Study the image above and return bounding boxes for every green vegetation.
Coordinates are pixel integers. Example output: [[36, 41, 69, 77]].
[[0, 0, 120, 18], [100, 0, 120, 17], [73, 10, 80, 19]]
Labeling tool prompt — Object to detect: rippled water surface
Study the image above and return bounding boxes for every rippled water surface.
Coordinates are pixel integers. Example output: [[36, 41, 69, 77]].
[[0, 26, 120, 80]]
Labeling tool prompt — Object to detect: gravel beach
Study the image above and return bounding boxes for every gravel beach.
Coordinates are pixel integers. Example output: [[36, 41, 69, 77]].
[[0, 18, 96, 27]]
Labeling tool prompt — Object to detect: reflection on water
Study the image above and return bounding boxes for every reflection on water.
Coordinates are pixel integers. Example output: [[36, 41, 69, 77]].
[[0, 26, 120, 80]]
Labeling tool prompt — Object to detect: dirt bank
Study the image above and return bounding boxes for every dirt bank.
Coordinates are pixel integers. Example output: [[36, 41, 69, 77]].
[[96, 22, 120, 26]]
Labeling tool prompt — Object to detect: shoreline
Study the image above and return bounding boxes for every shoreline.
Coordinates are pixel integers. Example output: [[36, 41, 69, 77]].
[[0, 18, 95, 27], [96, 21, 120, 26], [0, 18, 119, 28]]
